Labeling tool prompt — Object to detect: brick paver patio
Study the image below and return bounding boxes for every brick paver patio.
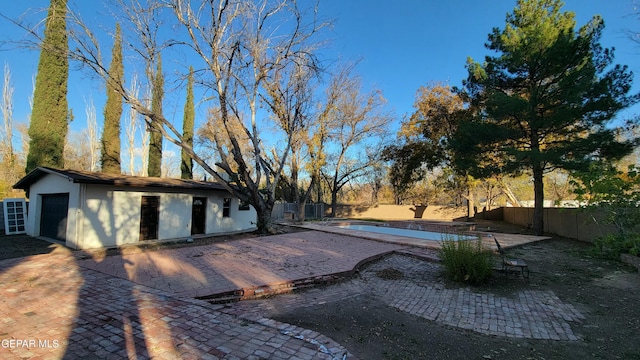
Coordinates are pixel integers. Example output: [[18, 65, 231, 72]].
[[0, 237, 359, 360], [0, 229, 582, 359], [224, 253, 585, 342], [76, 231, 404, 298]]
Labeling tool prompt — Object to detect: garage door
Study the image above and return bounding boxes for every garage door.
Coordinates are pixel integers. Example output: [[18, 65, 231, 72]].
[[40, 193, 69, 241]]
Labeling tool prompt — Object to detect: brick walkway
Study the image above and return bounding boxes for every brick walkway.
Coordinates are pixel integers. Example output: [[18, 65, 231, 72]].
[[0, 230, 582, 359], [225, 254, 585, 341], [0, 235, 368, 360]]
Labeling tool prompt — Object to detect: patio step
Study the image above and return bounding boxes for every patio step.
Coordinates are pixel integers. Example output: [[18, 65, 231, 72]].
[[197, 274, 347, 304]]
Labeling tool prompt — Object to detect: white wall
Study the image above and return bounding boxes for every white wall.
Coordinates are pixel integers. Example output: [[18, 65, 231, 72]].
[[24, 173, 81, 248], [158, 192, 193, 240], [207, 196, 257, 234], [26, 174, 257, 249], [81, 185, 144, 248], [78, 185, 256, 249]]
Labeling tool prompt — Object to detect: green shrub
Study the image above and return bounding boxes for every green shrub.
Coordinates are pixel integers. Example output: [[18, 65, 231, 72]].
[[438, 236, 493, 285], [594, 233, 640, 259], [573, 163, 640, 258]]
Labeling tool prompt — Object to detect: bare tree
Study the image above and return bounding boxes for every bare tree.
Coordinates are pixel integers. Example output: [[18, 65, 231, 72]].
[[139, 84, 152, 177], [197, 107, 254, 175], [320, 70, 391, 217], [7, 0, 327, 231], [0, 62, 23, 189], [161, 150, 179, 178], [53, 0, 327, 232], [63, 102, 97, 172], [261, 60, 317, 219], [125, 73, 140, 175], [1, 62, 14, 165], [64, 130, 91, 171], [84, 97, 100, 171], [274, 65, 350, 220]]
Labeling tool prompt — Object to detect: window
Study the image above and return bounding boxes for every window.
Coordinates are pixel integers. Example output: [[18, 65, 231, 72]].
[[4, 198, 27, 235], [238, 199, 250, 211], [223, 198, 231, 217]]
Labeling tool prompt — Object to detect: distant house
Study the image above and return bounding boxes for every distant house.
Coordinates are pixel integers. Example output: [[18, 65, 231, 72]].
[[13, 167, 257, 249]]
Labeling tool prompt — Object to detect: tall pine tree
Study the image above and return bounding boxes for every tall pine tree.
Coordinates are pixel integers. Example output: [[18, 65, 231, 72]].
[[147, 55, 163, 177], [26, 0, 68, 173], [100, 23, 123, 174], [452, 0, 638, 235], [181, 66, 194, 179]]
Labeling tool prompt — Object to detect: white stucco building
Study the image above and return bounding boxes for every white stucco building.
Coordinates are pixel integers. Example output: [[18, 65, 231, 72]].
[[13, 167, 257, 249]]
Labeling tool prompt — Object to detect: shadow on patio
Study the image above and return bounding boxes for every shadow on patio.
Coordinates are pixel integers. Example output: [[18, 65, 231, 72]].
[[0, 230, 397, 358]]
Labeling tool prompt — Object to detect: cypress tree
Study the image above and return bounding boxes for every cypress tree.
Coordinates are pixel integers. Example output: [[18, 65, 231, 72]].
[[100, 23, 123, 174], [26, 0, 68, 173], [147, 55, 163, 177], [181, 66, 194, 179]]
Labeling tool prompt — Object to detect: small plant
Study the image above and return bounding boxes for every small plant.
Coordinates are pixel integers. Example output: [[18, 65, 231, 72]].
[[438, 235, 493, 284]]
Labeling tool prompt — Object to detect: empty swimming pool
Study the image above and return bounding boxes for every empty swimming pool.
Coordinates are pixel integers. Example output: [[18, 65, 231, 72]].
[[336, 224, 475, 241]]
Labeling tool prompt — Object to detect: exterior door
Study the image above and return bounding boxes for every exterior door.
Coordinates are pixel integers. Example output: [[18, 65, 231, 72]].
[[140, 196, 159, 240], [40, 193, 69, 241], [191, 197, 207, 235]]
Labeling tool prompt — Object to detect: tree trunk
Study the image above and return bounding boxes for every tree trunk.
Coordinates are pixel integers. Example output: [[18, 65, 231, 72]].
[[297, 201, 306, 222], [467, 187, 474, 220], [532, 165, 544, 235], [254, 201, 274, 234], [330, 190, 338, 218], [501, 183, 521, 207], [297, 177, 315, 221]]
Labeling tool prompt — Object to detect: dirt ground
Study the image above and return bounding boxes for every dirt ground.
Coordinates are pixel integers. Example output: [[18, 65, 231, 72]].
[[2, 222, 639, 359], [0, 234, 58, 260], [272, 225, 640, 360]]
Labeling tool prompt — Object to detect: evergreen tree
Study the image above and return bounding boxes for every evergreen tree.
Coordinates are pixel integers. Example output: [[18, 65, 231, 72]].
[[100, 23, 123, 174], [452, 0, 638, 235], [26, 0, 68, 173], [147, 55, 163, 177], [181, 66, 194, 179]]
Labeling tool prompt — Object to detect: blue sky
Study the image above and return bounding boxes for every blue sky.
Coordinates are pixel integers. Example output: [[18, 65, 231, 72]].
[[320, 0, 640, 124], [0, 0, 639, 167]]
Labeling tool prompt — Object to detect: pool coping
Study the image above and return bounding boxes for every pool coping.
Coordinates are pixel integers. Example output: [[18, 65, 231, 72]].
[[294, 220, 551, 251]]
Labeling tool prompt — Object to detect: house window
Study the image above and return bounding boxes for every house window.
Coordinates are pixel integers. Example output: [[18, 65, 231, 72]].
[[239, 199, 250, 211], [4, 198, 27, 235], [223, 198, 231, 217]]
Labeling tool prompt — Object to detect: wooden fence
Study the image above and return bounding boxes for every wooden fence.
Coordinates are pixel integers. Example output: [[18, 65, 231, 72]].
[[497, 207, 615, 242]]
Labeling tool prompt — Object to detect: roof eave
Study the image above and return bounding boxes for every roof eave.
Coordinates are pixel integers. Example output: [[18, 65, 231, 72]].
[[13, 167, 70, 190]]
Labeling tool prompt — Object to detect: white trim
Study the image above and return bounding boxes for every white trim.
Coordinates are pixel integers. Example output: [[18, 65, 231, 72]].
[[3, 198, 27, 235]]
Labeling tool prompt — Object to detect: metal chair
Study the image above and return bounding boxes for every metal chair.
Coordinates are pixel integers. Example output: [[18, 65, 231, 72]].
[[493, 235, 529, 280]]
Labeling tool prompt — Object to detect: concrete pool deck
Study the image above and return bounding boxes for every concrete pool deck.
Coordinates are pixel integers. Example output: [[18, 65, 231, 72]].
[[1, 228, 563, 359]]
